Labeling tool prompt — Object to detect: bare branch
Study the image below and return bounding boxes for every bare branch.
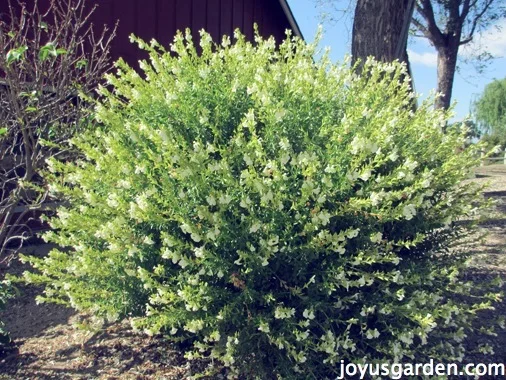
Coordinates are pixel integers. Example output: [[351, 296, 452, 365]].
[[414, 0, 446, 47], [0, 0, 116, 260], [412, 16, 431, 39], [461, 0, 496, 44]]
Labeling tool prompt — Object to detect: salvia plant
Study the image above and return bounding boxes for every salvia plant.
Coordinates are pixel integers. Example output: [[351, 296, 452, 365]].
[[21, 29, 499, 378]]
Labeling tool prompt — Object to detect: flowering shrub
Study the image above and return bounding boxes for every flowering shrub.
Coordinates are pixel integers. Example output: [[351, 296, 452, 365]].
[[0, 279, 15, 350], [23, 30, 497, 377]]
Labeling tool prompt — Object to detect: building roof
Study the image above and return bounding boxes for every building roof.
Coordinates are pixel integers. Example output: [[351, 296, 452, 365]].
[[278, 0, 304, 40]]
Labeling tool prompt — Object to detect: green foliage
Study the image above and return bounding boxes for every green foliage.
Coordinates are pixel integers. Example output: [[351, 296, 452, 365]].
[[0, 280, 15, 350], [38, 42, 67, 62], [0, 0, 115, 347], [23, 30, 496, 378], [447, 119, 481, 141], [474, 77, 506, 147], [6, 45, 27, 65]]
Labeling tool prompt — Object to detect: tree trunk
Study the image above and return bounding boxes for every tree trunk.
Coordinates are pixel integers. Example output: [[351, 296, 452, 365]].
[[435, 45, 459, 110], [351, 0, 414, 67]]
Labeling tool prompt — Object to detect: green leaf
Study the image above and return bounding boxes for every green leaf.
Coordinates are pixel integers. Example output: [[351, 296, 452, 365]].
[[0, 128, 8, 137], [19, 91, 38, 99], [76, 59, 88, 69], [38, 42, 64, 61], [39, 43, 55, 61], [6, 46, 28, 64], [39, 21, 48, 31], [7, 31, 15, 38]]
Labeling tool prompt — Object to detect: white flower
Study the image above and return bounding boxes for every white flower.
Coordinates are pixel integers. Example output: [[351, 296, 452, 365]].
[[134, 164, 146, 174], [190, 232, 202, 242], [421, 178, 431, 188], [295, 352, 307, 363], [370, 191, 384, 206], [219, 194, 232, 205], [318, 211, 331, 225], [275, 109, 286, 122], [280, 152, 290, 165], [194, 246, 205, 258], [158, 128, 170, 143], [107, 195, 119, 208], [303, 309, 315, 320], [240, 197, 251, 208], [118, 179, 131, 189], [388, 151, 399, 162], [370, 232, 382, 243], [274, 306, 296, 319], [199, 114, 209, 124], [206, 228, 220, 241], [143, 236, 154, 245], [359, 169, 372, 181], [179, 257, 189, 268], [350, 136, 363, 155], [346, 228, 360, 239], [180, 168, 193, 178], [243, 154, 253, 166], [180, 222, 192, 234], [184, 319, 205, 333], [208, 162, 220, 172], [404, 158, 418, 171], [258, 322, 270, 333], [268, 235, 279, 246], [261, 190, 274, 203], [366, 328, 380, 339], [250, 222, 261, 233], [402, 204, 417, 220], [346, 171, 359, 183], [324, 165, 336, 173], [279, 138, 291, 150]]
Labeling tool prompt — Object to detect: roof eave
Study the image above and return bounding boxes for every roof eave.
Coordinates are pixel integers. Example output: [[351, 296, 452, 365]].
[[278, 0, 304, 40]]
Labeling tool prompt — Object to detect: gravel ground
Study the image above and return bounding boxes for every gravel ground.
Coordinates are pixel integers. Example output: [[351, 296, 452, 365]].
[[1, 165, 505, 379]]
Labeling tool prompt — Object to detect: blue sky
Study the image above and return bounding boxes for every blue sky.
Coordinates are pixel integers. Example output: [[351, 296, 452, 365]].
[[287, 0, 506, 122]]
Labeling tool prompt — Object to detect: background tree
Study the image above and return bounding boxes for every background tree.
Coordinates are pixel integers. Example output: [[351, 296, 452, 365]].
[[413, 0, 506, 110], [473, 77, 506, 147], [318, 0, 506, 110], [351, 0, 415, 68], [0, 0, 115, 261]]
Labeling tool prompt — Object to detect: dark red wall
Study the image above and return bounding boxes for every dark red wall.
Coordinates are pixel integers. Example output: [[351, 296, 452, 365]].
[[1, 0, 294, 66]]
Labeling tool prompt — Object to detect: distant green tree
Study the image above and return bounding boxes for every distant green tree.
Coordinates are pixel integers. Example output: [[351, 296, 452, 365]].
[[448, 119, 481, 141], [473, 78, 506, 146]]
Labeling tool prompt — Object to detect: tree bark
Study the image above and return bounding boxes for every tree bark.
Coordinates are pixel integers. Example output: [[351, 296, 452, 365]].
[[351, 0, 414, 67], [435, 45, 459, 110]]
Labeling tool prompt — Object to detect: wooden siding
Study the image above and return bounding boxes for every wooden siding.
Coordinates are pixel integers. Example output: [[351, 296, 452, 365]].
[[0, 0, 296, 66]]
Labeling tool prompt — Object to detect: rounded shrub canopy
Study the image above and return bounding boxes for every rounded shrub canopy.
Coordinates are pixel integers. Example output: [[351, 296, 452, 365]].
[[24, 29, 496, 378]]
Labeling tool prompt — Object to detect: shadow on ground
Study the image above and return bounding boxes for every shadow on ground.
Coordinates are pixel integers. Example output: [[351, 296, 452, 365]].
[[0, 244, 75, 341], [1, 165, 506, 378]]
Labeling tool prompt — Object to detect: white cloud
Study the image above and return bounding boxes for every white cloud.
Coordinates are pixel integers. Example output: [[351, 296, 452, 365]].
[[407, 49, 438, 67], [461, 18, 506, 58]]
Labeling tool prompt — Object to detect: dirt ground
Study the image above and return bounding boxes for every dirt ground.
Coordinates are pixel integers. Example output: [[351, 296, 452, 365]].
[[1, 165, 506, 379]]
